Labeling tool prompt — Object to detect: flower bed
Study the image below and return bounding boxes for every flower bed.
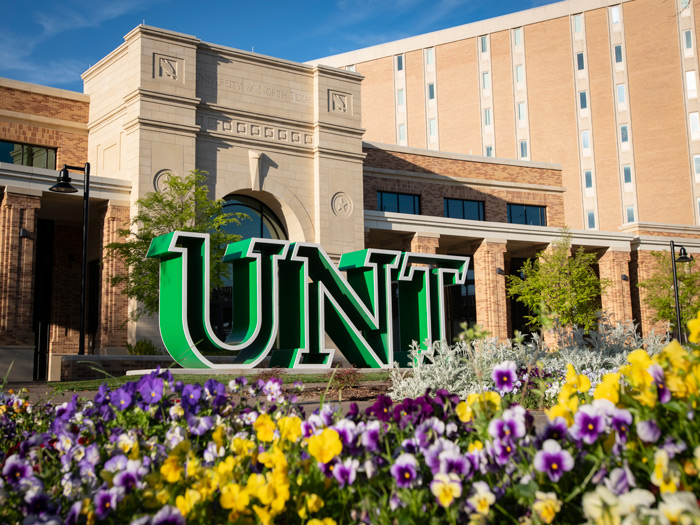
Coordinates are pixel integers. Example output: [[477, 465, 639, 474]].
[[2, 327, 700, 523]]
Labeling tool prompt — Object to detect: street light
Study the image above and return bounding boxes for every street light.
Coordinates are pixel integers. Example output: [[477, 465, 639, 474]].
[[49, 163, 90, 356], [670, 240, 693, 344]]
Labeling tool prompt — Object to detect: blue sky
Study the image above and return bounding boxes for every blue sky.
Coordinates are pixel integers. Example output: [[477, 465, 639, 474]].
[[2, 0, 557, 93]]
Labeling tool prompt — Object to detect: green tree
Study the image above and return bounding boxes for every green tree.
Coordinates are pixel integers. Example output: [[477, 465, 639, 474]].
[[506, 230, 608, 330], [637, 251, 700, 335], [107, 170, 243, 321]]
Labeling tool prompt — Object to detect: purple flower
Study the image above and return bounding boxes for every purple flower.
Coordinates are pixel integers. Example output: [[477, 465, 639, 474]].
[[534, 439, 574, 482], [541, 417, 568, 442], [424, 438, 459, 473], [393, 397, 434, 428], [181, 384, 202, 410], [492, 361, 517, 394], [204, 379, 227, 407], [333, 458, 359, 487], [152, 505, 186, 525], [569, 405, 606, 445], [390, 453, 419, 488], [438, 449, 471, 477], [488, 406, 526, 441], [65, 501, 82, 525], [2, 454, 32, 486], [492, 438, 517, 466], [361, 421, 381, 452], [113, 459, 147, 493], [637, 420, 661, 443], [187, 414, 213, 436], [138, 376, 164, 404], [332, 419, 357, 447], [262, 378, 283, 403], [416, 417, 445, 448], [366, 395, 393, 422], [110, 387, 133, 411], [104, 454, 128, 473], [604, 466, 635, 495], [610, 408, 633, 443], [649, 364, 671, 404], [94, 488, 119, 519]]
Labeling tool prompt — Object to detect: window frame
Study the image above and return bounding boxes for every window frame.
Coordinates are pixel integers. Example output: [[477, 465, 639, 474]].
[[377, 190, 421, 215], [507, 203, 547, 226], [444, 198, 485, 221]]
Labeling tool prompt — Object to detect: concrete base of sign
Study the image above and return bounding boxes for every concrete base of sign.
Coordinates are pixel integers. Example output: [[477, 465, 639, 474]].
[[125, 367, 386, 377]]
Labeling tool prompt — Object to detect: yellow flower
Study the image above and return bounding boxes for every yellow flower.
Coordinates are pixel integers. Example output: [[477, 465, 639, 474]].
[[546, 395, 579, 426], [467, 482, 495, 516], [657, 341, 690, 373], [468, 441, 483, 453], [665, 373, 688, 398], [456, 401, 473, 423], [619, 350, 653, 388], [565, 364, 591, 393], [220, 483, 249, 512], [259, 445, 288, 471], [532, 491, 562, 524], [688, 311, 700, 343], [651, 449, 681, 494], [232, 437, 256, 457], [212, 425, 225, 449], [306, 493, 324, 513], [593, 373, 621, 405], [307, 429, 343, 464], [175, 488, 201, 517], [430, 473, 462, 507], [278, 416, 302, 443], [160, 456, 183, 483], [253, 505, 272, 525], [308, 519, 337, 525], [254, 414, 276, 442]]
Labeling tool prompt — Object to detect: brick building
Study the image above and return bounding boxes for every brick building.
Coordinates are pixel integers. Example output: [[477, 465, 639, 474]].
[[1, 1, 699, 378]]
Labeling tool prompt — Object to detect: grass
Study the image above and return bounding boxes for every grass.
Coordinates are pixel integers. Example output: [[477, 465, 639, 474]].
[[51, 371, 392, 393]]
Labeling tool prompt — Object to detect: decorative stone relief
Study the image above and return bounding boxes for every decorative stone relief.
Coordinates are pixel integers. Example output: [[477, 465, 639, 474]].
[[154, 54, 182, 83], [331, 192, 353, 218], [329, 90, 351, 114], [153, 169, 175, 191], [198, 114, 313, 148]]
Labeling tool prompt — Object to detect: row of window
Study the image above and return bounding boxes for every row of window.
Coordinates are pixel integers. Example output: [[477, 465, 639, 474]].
[[377, 191, 547, 226], [0, 140, 57, 170]]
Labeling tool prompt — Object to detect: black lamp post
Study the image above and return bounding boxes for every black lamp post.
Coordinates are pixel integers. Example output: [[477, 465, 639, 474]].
[[670, 240, 693, 344], [49, 163, 90, 356]]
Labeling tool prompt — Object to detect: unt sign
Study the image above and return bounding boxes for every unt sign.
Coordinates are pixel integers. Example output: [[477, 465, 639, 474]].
[[147, 231, 470, 369]]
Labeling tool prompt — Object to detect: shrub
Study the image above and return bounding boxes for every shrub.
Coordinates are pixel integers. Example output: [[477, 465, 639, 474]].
[[125, 338, 167, 356]]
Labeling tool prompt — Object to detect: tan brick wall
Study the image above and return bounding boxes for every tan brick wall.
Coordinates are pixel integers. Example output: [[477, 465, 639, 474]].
[[406, 50, 427, 148], [0, 192, 40, 346], [630, 250, 669, 337], [525, 17, 582, 228], [436, 39, 481, 155], [403, 234, 439, 254], [97, 205, 129, 349], [598, 250, 633, 323], [356, 57, 395, 144], [473, 241, 508, 339], [586, 8, 623, 231], [491, 30, 516, 159], [625, 0, 693, 225], [48, 224, 82, 355]]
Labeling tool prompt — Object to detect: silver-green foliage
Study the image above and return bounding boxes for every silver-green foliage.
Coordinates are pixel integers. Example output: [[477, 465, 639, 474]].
[[389, 317, 668, 401]]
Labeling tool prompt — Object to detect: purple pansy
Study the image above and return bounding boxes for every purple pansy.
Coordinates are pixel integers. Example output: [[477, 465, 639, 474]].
[[610, 408, 633, 443], [94, 488, 120, 519], [492, 360, 517, 394], [138, 376, 164, 405], [492, 438, 517, 466], [569, 404, 606, 445], [110, 387, 133, 411], [365, 395, 394, 422], [187, 414, 213, 436], [181, 384, 202, 411], [390, 453, 419, 488], [152, 505, 186, 525], [648, 364, 671, 404], [541, 417, 568, 442], [637, 420, 661, 443], [416, 417, 446, 448], [333, 457, 359, 487], [534, 439, 574, 482], [113, 459, 147, 493], [361, 421, 381, 452], [488, 406, 526, 441], [2, 454, 32, 486]]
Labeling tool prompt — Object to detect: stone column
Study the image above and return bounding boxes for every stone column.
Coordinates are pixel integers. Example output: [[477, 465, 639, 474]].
[[598, 250, 633, 324], [473, 240, 508, 340], [98, 204, 130, 352]]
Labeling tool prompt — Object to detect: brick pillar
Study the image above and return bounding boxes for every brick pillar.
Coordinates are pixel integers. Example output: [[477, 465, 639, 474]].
[[473, 240, 508, 340], [0, 190, 41, 346], [98, 204, 130, 350], [402, 233, 440, 254], [49, 225, 82, 354], [630, 250, 668, 337], [598, 250, 633, 324]]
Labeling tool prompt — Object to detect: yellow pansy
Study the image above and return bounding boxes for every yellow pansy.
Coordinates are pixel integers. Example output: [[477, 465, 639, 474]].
[[220, 483, 249, 512], [688, 311, 700, 343], [619, 350, 653, 388], [565, 364, 592, 393], [656, 341, 690, 373], [308, 519, 337, 525], [212, 425, 225, 449], [160, 455, 183, 483], [259, 445, 288, 471], [232, 437, 256, 457], [306, 493, 324, 513], [455, 401, 473, 423], [468, 441, 483, 453], [254, 414, 277, 442], [430, 473, 462, 507], [278, 416, 302, 443], [593, 373, 621, 405], [532, 492, 562, 524], [253, 505, 273, 525], [307, 429, 343, 464], [175, 488, 201, 517], [546, 395, 579, 426]]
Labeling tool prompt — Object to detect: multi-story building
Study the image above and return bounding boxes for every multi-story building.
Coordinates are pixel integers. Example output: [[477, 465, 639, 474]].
[[1, 0, 699, 379]]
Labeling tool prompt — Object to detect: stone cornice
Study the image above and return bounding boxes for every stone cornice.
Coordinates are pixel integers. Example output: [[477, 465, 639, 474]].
[[0, 77, 89, 102]]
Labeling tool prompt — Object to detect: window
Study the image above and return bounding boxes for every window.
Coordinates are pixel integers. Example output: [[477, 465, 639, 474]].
[[587, 210, 596, 229], [582, 130, 591, 150], [687, 71, 697, 99], [691, 112, 700, 139], [0, 141, 56, 169], [444, 198, 485, 221], [574, 14, 583, 33], [614, 45, 623, 64], [610, 5, 620, 24], [617, 84, 626, 105], [623, 164, 633, 185], [694, 155, 700, 180], [515, 64, 524, 84], [377, 191, 420, 214], [685, 30, 693, 51], [520, 140, 528, 159], [579, 91, 588, 110], [346, 64, 356, 72], [514, 27, 523, 46], [397, 89, 405, 106], [484, 108, 492, 127], [620, 125, 629, 143], [480, 36, 488, 53], [508, 204, 547, 226], [518, 102, 526, 122], [428, 83, 436, 100], [626, 205, 635, 223], [485, 145, 493, 157], [482, 71, 490, 90], [396, 55, 404, 71], [398, 123, 406, 142], [585, 170, 593, 189], [429, 118, 438, 138], [426, 47, 435, 65], [682, 0, 691, 10], [577, 53, 585, 71]]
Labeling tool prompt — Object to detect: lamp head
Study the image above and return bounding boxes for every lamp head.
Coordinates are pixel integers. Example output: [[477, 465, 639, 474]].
[[676, 246, 693, 264], [49, 165, 78, 193]]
